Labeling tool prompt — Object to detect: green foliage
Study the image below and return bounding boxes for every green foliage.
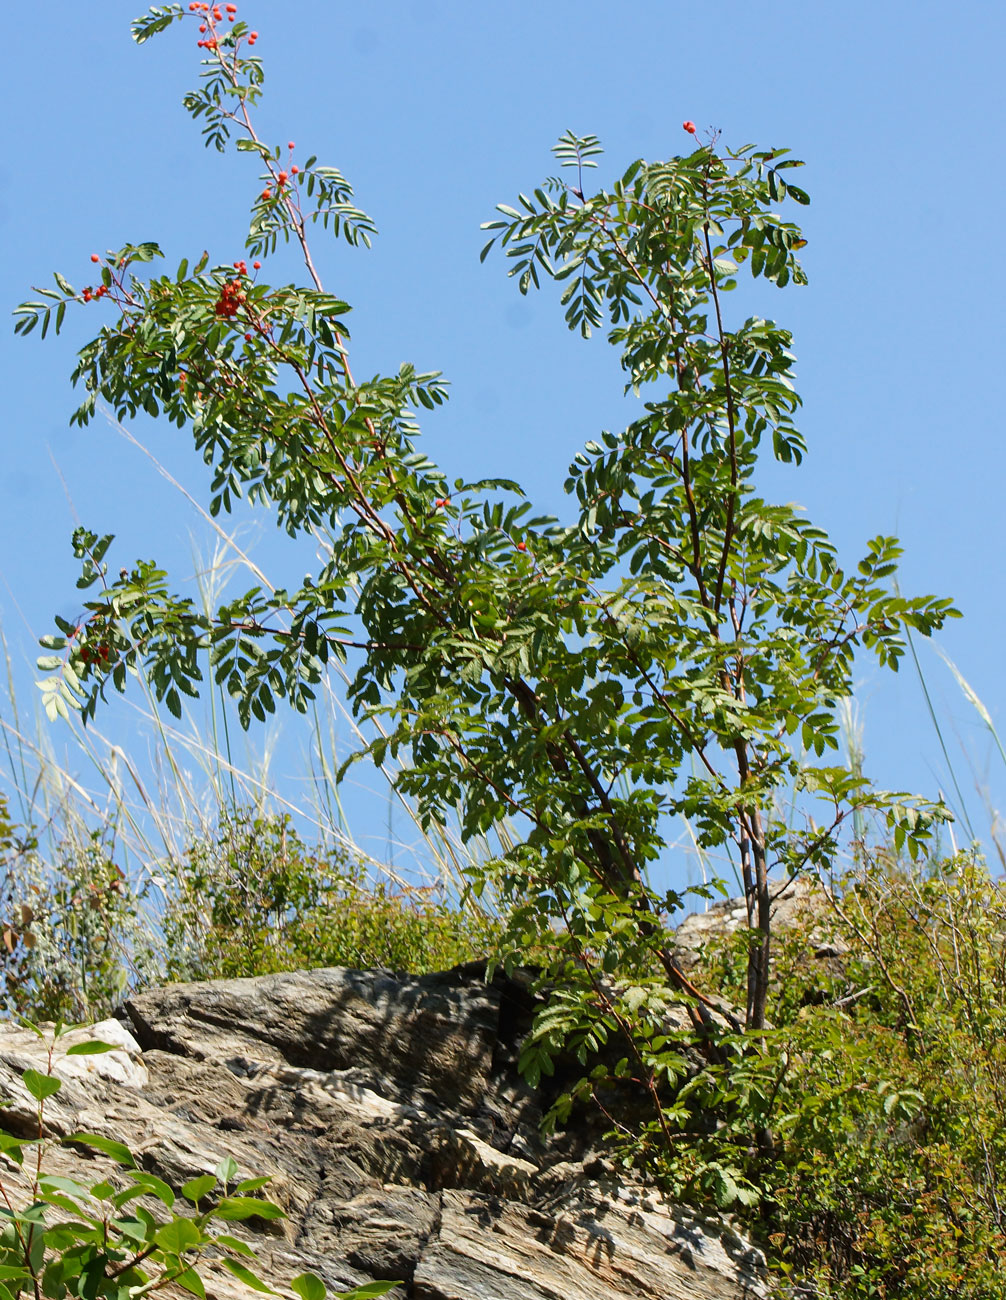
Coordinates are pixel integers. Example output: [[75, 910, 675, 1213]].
[[637, 859, 1006, 1298], [0, 795, 159, 1024], [162, 808, 500, 980], [0, 1026, 394, 1300], [0, 793, 497, 1025]]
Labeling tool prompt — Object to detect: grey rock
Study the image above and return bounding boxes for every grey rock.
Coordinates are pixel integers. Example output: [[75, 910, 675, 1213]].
[[675, 875, 844, 969], [0, 964, 768, 1299]]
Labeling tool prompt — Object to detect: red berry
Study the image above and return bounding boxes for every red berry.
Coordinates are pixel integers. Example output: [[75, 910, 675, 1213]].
[[278, 171, 288, 184], [682, 120, 697, 134], [82, 288, 92, 301], [261, 189, 271, 200], [249, 30, 258, 38], [245, 333, 253, 341], [199, 22, 207, 30], [291, 165, 299, 175], [253, 260, 261, 269], [516, 541, 527, 552], [288, 141, 295, 150], [226, 2, 237, 9], [90, 253, 100, 263]]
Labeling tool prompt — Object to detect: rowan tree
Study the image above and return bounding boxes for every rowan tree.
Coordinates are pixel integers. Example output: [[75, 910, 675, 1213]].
[[16, 4, 955, 1100]]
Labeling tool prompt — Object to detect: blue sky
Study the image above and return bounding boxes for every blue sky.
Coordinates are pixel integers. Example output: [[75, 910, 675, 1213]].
[[2, 2, 1004, 884]]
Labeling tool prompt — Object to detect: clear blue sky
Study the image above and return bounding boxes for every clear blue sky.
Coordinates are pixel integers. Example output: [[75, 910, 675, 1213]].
[[2, 2, 1004, 884]]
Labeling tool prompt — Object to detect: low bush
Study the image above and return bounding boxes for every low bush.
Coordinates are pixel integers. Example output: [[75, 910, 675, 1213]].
[[161, 808, 501, 980], [0, 795, 501, 1026], [639, 855, 1006, 1298], [0, 795, 159, 1024]]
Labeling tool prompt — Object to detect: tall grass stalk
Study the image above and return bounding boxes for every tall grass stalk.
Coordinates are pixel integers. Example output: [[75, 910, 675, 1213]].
[[904, 623, 978, 843], [930, 645, 1006, 868]]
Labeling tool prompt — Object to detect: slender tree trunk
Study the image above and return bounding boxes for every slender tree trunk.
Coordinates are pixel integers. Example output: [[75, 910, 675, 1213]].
[[748, 813, 771, 1032], [740, 806, 771, 1032]]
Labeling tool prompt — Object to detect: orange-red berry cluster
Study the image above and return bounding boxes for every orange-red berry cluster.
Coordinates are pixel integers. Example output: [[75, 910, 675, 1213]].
[[189, 1, 235, 16], [81, 284, 109, 303], [262, 172, 290, 202], [190, 2, 251, 50], [80, 642, 113, 667], [215, 272, 248, 319], [213, 260, 263, 322]]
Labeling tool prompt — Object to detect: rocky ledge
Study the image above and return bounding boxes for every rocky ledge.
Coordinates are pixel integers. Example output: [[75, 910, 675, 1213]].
[[0, 965, 768, 1299]]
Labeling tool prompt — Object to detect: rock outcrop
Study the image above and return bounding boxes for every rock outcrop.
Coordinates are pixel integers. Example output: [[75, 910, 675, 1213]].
[[675, 875, 846, 968], [0, 965, 769, 1299]]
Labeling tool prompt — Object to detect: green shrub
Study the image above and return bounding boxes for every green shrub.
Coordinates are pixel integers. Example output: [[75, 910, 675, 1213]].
[[0, 795, 159, 1024], [162, 808, 501, 981], [647, 856, 1006, 1298], [0, 794, 500, 1026]]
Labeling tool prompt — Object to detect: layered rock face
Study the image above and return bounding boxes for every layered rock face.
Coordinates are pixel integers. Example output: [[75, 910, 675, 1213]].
[[0, 965, 768, 1299]]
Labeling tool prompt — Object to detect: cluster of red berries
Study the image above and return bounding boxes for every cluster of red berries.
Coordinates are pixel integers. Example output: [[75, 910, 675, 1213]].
[[214, 276, 247, 319], [82, 260, 109, 302], [434, 497, 450, 508], [682, 120, 697, 134], [214, 259, 264, 318], [189, 1, 237, 17], [191, 3, 256, 50], [260, 145, 301, 201], [80, 643, 113, 667], [262, 173, 292, 202]]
